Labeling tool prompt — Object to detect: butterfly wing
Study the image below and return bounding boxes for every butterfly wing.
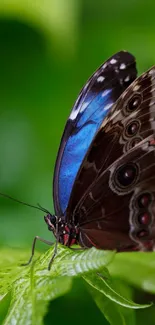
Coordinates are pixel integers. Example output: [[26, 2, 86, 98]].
[[66, 66, 155, 215], [65, 67, 155, 251], [78, 136, 155, 251], [53, 51, 137, 216]]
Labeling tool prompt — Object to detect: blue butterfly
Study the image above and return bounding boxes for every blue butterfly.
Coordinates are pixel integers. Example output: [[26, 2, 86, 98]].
[[25, 50, 155, 268]]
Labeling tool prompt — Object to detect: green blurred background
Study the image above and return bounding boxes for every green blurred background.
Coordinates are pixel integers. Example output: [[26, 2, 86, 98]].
[[1, 0, 155, 324]]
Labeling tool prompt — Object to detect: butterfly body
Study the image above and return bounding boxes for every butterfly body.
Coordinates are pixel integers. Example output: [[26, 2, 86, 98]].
[[46, 51, 155, 254], [44, 214, 79, 246]]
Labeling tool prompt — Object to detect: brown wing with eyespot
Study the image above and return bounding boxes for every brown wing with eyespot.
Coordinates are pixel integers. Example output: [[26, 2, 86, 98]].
[[76, 135, 155, 251], [66, 66, 155, 224]]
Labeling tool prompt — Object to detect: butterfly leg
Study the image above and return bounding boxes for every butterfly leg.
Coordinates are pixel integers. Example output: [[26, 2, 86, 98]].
[[48, 240, 58, 270], [48, 216, 60, 270], [21, 236, 53, 266]]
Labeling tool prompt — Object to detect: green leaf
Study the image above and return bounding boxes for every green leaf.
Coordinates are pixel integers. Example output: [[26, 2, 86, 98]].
[[88, 285, 127, 325], [0, 247, 72, 325], [113, 281, 136, 325], [36, 245, 116, 277], [6, 273, 72, 325], [0, 246, 151, 325], [83, 268, 151, 309], [0, 248, 39, 300], [109, 252, 155, 294], [0, 245, 115, 324], [85, 279, 137, 325], [0, 293, 11, 324]]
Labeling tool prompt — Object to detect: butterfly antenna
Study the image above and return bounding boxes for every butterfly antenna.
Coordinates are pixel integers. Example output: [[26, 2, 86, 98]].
[[0, 192, 51, 214], [37, 203, 52, 215]]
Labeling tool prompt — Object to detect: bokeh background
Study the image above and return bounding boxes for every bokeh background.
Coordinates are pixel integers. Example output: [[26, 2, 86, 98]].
[[0, 1, 155, 324]]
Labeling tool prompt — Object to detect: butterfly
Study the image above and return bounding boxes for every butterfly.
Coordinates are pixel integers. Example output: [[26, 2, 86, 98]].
[[26, 50, 155, 268]]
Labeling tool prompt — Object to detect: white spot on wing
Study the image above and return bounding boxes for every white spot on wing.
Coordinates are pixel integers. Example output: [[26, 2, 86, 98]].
[[115, 67, 119, 73], [149, 68, 155, 76], [101, 89, 111, 97], [69, 109, 79, 121], [110, 58, 117, 64], [69, 98, 90, 120], [120, 63, 126, 70], [133, 85, 140, 91], [80, 101, 89, 113], [104, 102, 113, 111], [102, 62, 107, 69], [124, 75, 130, 82], [97, 76, 105, 82]]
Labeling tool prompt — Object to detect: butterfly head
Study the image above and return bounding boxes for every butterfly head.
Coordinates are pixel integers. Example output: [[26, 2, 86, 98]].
[[44, 214, 57, 234], [44, 214, 79, 246]]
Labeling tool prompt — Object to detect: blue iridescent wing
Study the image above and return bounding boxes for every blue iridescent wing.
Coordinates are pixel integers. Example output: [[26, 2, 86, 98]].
[[53, 51, 137, 216]]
